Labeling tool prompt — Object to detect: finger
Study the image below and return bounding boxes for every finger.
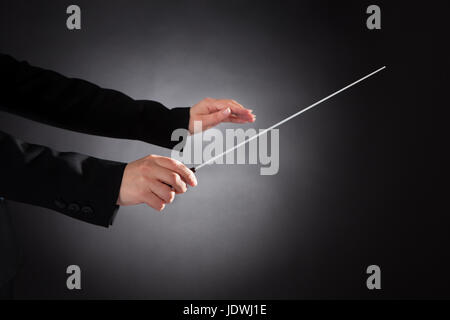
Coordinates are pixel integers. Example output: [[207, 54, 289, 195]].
[[230, 99, 252, 114], [228, 106, 254, 121], [155, 167, 187, 194], [205, 99, 254, 122], [216, 99, 254, 119], [150, 180, 176, 203], [144, 192, 166, 211], [225, 117, 249, 124], [155, 157, 197, 187], [220, 113, 255, 124], [200, 107, 231, 129]]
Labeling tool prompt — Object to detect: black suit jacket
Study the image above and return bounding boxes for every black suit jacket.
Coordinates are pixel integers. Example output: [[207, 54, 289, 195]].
[[0, 54, 190, 286]]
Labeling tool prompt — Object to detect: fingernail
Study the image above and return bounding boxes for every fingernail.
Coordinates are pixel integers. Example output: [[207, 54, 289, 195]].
[[223, 108, 231, 115], [191, 174, 198, 186]]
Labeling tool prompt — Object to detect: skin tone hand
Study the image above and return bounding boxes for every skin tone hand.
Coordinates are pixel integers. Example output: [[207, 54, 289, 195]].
[[117, 155, 197, 211], [118, 98, 253, 211], [189, 97, 255, 133]]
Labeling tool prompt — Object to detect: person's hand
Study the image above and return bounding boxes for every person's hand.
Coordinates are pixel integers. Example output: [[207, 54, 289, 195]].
[[189, 97, 255, 133], [117, 155, 197, 211]]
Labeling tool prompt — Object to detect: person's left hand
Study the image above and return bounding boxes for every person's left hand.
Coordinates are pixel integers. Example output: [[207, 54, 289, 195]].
[[189, 97, 255, 133]]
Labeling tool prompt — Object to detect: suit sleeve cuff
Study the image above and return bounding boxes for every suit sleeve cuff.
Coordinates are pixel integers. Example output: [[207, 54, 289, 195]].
[[166, 107, 191, 149], [76, 158, 127, 228], [96, 160, 127, 227]]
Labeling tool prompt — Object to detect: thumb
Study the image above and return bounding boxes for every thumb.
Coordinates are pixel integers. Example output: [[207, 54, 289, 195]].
[[201, 107, 231, 129]]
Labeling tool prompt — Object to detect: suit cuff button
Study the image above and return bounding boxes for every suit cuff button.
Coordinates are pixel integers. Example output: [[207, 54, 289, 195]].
[[81, 206, 94, 214], [67, 203, 80, 213], [54, 199, 66, 209]]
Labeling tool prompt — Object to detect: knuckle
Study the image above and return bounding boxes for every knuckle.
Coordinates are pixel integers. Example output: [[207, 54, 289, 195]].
[[176, 162, 187, 172], [153, 156, 164, 165], [171, 158, 181, 166], [170, 172, 179, 182], [168, 158, 179, 167]]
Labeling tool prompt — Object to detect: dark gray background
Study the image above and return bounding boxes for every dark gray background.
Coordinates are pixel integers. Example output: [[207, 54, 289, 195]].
[[0, 0, 445, 299]]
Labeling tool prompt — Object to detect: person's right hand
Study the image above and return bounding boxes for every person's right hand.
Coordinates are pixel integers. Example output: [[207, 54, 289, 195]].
[[117, 155, 197, 211]]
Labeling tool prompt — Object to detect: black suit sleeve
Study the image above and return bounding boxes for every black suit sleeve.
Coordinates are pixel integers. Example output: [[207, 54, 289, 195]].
[[0, 54, 190, 149], [0, 130, 126, 227], [0, 54, 191, 227]]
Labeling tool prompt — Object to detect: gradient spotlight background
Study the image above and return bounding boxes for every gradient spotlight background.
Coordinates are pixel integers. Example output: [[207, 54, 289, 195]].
[[0, 0, 443, 299]]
